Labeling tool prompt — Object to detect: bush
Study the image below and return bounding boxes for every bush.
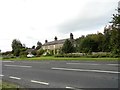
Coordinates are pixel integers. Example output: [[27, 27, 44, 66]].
[[49, 50, 54, 55], [54, 53, 83, 58], [19, 51, 27, 58], [2, 54, 15, 59], [31, 50, 37, 56], [36, 49, 45, 56], [54, 52, 120, 58]]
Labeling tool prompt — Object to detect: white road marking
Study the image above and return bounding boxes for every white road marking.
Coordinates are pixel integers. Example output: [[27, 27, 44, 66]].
[[66, 86, 74, 89], [51, 67, 120, 74], [2, 61, 14, 63], [23, 62, 49, 64], [66, 86, 82, 90], [9, 76, 21, 80], [31, 80, 49, 85], [0, 74, 4, 77], [67, 63, 99, 65], [107, 64, 118, 66], [4, 65, 32, 68], [67, 63, 119, 66]]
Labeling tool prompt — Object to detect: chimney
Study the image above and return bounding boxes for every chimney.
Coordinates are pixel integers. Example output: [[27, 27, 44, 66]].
[[54, 36, 57, 41], [45, 40, 48, 43], [70, 33, 73, 40]]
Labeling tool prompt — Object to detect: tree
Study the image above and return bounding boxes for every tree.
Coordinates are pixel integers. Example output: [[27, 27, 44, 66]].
[[62, 39, 75, 53], [36, 41, 42, 50], [36, 49, 45, 56], [11, 39, 23, 56], [110, 13, 120, 55], [31, 50, 37, 56], [96, 33, 105, 52], [75, 35, 85, 52], [32, 46, 35, 49], [103, 27, 112, 52], [80, 36, 97, 53]]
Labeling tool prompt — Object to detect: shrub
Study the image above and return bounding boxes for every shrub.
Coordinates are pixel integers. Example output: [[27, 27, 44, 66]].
[[19, 51, 27, 58], [31, 50, 37, 56], [36, 49, 45, 56]]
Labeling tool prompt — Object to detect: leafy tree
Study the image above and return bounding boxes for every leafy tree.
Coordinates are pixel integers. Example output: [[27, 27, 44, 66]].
[[11, 39, 23, 56], [75, 35, 85, 52], [103, 27, 112, 52], [36, 41, 42, 50], [80, 36, 97, 53], [32, 46, 35, 49], [111, 14, 120, 26], [31, 50, 37, 56], [110, 13, 120, 55], [36, 49, 45, 56], [62, 39, 75, 53], [95, 33, 105, 52]]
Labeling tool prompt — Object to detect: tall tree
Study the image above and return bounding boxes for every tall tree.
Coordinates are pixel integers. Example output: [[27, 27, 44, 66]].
[[80, 36, 98, 53], [11, 39, 23, 56], [32, 46, 35, 49], [62, 39, 75, 53], [36, 41, 42, 50], [110, 12, 120, 54]]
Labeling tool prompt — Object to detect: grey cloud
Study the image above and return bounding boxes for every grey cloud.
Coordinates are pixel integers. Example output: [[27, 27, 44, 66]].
[[57, 1, 117, 34], [58, 15, 109, 33]]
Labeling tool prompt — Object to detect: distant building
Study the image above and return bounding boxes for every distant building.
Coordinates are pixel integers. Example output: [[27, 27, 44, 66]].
[[42, 33, 75, 54]]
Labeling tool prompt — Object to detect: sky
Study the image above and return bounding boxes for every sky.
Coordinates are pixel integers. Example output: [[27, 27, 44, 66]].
[[0, 0, 119, 52]]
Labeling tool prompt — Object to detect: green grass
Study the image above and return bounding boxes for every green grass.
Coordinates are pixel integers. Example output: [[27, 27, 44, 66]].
[[0, 81, 18, 89], [2, 56, 119, 61], [0, 81, 27, 90]]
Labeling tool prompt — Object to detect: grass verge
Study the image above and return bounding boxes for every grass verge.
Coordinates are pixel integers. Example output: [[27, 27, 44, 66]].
[[0, 81, 27, 90], [0, 81, 18, 90], [2, 56, 119, 61]]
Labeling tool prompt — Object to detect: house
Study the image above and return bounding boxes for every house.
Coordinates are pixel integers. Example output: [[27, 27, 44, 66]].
[[42, 33, 75, 54]]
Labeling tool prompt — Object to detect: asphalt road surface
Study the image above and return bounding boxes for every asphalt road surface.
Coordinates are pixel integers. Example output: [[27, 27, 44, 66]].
[[1, 60, 119, 89]]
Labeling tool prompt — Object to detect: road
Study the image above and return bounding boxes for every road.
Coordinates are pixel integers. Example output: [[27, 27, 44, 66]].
[[1, 60, 119, 89]]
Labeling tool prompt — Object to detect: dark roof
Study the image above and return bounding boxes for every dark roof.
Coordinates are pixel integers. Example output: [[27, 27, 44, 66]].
[[43, 39, 68, 46], [26, 48, 35, 52]]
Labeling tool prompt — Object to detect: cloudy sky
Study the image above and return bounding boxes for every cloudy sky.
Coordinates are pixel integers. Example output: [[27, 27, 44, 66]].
[[0, 0, 119, 52]]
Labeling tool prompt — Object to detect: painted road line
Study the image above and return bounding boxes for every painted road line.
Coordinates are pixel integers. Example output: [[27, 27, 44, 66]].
[[107, 64, 118, 66], [66, 86, 74, 89], [2, 61, 14, 63], [31, 80, 49, 85], [66, 86, 82, 90], [51, 67, 120, 74], [4, 65, 32, 68], [23, 62, 49, 64], [67, 63, 119, 66], [9, 76, 21, 80], [0, 75, 4, 77], [66, 63, 99, 65]]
